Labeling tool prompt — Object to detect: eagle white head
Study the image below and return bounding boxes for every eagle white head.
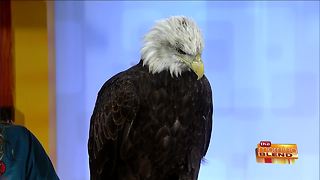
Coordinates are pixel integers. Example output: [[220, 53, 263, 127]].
[[141, 16, 205, 79]]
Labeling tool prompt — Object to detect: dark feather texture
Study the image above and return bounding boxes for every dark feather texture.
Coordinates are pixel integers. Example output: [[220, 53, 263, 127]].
[[88, 60, 213, 180]]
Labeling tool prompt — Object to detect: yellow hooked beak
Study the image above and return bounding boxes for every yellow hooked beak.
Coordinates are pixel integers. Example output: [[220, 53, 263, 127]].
[[191, 54, 204, 80]]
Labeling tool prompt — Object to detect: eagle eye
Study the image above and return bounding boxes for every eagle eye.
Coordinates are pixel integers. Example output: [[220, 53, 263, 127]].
[[177, 48, 187, 55]]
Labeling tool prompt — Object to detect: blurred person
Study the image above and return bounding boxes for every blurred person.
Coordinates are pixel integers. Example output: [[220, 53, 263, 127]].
[[0, 108, 59, 180]]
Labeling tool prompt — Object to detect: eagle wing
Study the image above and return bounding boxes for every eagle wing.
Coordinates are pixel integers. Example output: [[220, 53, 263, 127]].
[[88, 77, 140, 179], [202, 76, 213, 157]]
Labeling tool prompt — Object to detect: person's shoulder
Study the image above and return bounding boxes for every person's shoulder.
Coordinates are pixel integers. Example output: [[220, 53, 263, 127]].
[[1, 124, 30, 134], [0, 124, 33, 146]]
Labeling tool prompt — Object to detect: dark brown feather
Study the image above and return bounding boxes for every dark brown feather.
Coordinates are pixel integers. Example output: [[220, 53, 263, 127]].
[[88, 60, 213, 180]]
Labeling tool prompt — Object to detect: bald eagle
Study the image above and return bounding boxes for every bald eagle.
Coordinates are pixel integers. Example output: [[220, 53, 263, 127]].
[[88, 16, 213, 180]]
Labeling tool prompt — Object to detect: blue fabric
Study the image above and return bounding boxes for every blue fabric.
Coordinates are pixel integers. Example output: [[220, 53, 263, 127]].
[[0, 124, 59, 180]]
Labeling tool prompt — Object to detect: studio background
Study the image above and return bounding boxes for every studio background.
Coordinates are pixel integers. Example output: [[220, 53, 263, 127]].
[[54, 1, 319, 180]]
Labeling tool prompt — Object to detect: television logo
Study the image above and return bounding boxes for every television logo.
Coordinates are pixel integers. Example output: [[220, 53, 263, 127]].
[[255, 141, 298, 164]]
